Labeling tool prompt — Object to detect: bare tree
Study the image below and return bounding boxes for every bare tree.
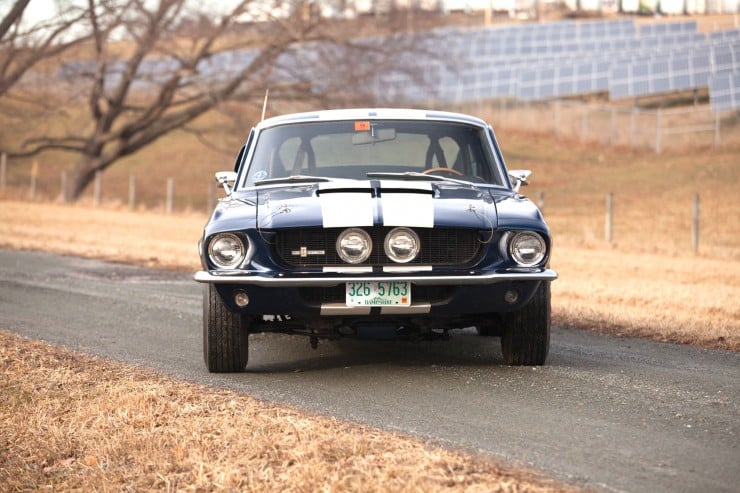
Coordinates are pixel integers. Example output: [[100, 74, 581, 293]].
[[0, 0, 91, 97], [4, 0, 432, 201]]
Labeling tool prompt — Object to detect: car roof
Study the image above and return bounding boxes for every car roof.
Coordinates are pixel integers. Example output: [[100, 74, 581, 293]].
[[256, 108, 489, 130]]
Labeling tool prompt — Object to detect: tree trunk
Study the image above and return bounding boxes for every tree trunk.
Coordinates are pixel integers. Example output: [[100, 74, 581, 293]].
[[69, 156, 103, 201]]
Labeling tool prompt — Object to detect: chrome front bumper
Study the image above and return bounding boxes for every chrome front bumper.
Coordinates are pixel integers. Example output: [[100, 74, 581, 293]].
[[194, 269, 558, 287]]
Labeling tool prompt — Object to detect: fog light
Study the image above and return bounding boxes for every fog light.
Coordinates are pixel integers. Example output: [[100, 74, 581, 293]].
[[336, 228, 372, 264], [384, 227, 420, 263], [504, 289, 519, 304], [234, 291, 250, 308]]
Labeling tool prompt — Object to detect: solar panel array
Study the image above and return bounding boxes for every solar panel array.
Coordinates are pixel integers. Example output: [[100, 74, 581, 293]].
[[376, 20, 740, 111], [54, 18, 740, 111], [608, 42, 740, 99]]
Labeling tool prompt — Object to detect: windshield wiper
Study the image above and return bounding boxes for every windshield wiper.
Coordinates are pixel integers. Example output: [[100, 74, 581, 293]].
[[254, 175, 333, 187], [366, 172, 476, 187]]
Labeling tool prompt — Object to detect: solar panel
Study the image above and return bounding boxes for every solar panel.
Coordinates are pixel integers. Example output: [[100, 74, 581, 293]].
[[710, 29, 740, 42], [669, 56, 692, 91], [710, 72, 739, 111], [652, 75, 672, 93], [539, 81, 555, 99], [559, 65, 575, 79], [713, 46, 735, 72], [555, 79, 571, 96]]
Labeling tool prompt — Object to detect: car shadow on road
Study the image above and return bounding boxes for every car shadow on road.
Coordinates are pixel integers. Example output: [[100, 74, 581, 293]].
[[245, 330, 513, 373]]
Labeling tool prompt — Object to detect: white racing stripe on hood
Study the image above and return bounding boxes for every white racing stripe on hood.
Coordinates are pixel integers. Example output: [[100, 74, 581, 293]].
[[380, 181, 434, 228], [319, 192, 374, 228]]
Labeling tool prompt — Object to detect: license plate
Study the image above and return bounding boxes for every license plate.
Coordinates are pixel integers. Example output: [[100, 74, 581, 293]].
[[346, 281, 411, 307]]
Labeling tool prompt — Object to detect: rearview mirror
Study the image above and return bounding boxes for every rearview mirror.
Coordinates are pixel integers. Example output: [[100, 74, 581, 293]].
[[352, 128, 396, 145]]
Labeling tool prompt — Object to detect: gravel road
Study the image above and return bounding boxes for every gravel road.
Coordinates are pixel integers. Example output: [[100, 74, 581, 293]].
[[1, 249, 738, 492]]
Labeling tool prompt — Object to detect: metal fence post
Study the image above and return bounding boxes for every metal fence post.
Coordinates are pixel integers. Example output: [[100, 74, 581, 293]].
[[30, 161, 38, 200], [692, 193, 700, 254], [714, 111, 721, 149], [208, 182, 215, 213], [610, 107, 617, 146], [166, 177, 174, 214], [581, 104, 588, 143], [93, 171, 102, 207], [605, 192, 613, 243], [129, 175, 136, 211], [61, 171, 67, 203], [1, 152, 6, 192], [655, 108, 662, 154]]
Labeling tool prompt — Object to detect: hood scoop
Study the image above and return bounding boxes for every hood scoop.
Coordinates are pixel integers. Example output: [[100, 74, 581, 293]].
[[316, 180, 373, 197], [377, 180, 434, 193]]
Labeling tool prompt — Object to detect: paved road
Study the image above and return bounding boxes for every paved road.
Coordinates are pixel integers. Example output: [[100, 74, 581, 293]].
[[1, 249, 738, 492]]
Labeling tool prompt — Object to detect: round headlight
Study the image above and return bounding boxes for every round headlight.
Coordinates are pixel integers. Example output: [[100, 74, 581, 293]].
[[208, 233, 246, 269], [508, 231, 546, 267], [336, 228, 372, 264], [384, 227, 420, 263]]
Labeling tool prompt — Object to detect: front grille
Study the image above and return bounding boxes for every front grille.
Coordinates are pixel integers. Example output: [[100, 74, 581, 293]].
[[274, 227, 481, 268]]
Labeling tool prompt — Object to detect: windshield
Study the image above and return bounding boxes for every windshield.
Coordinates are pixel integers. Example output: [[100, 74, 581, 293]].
[[241, 120, 504, 187]]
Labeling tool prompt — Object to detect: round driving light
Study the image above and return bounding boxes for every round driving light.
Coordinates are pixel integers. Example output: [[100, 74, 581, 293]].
[[208, 233, 245, 269], [504, 289, 519, 304], [336, 228, 372, 264], [384, 227, 420, 263], [509, 231, 546, 267], [234, 291, 250, 308]]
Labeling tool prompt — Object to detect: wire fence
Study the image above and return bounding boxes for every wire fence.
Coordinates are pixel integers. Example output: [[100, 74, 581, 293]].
[[473, 100, 740, 152], [0, 153, 715, 256], [0, 158, 219, 214]]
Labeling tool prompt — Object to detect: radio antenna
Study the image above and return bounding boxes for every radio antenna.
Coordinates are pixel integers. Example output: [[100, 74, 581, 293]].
[[261, 89, 269, 121]]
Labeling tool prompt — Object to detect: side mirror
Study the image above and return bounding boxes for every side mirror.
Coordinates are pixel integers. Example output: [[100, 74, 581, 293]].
[[508, 170, 532, 193], [215, 171, 237, 195]]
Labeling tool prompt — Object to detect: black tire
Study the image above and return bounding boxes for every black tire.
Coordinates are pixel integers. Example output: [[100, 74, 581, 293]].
[[203, 284, 249, 372], [500, 282, 551, 366]]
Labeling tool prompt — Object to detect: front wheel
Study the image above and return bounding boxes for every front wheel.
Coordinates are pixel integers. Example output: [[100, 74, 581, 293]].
[[203, 284, 250, 372], [500, 282, 551, 366]]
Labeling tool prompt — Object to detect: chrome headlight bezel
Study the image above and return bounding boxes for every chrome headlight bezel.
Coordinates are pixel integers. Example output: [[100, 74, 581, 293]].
[[384, 227, 420, 264], [503, 231, 547, 267], [336, 228, 372, 264], [207, 232, 248, 269]]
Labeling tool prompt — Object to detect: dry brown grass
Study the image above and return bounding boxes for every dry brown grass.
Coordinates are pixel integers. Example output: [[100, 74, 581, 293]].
[[551, 247, 739, 350], [0, 331, 572, 492], [0, 200, 202, 271]]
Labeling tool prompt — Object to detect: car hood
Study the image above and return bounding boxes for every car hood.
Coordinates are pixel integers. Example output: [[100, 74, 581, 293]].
[[252, 180, 497, 230]]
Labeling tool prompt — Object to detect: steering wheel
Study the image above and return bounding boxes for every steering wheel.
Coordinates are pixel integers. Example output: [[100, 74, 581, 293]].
[[421, 167, 463, 176]]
